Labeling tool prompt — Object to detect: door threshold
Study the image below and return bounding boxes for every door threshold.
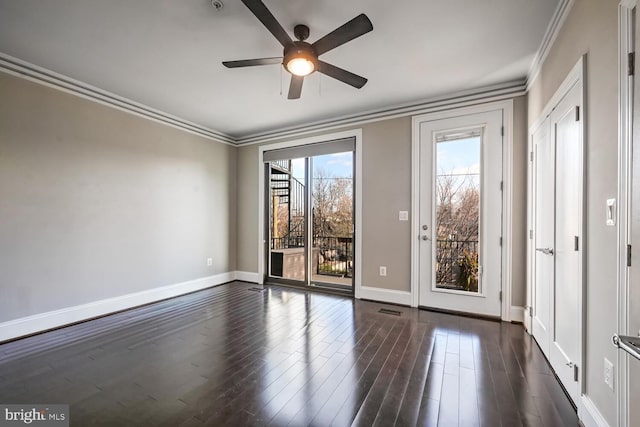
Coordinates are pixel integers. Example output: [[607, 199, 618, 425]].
[[264, 281, 353, 298], [419, 305, 501, 322]]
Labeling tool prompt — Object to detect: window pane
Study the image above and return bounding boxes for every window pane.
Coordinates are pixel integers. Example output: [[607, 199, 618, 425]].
[[435, 136, 480, 293]]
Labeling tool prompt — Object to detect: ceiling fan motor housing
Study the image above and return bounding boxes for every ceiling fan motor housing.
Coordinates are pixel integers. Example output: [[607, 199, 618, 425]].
[[283, 42, 318, 73]]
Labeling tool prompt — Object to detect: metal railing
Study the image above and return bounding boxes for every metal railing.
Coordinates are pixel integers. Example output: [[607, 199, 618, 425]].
[[436, 239, 478, 291], [270, 235, 353, 278], [272, 235, 305, 249], [314, 236, 353, 277]]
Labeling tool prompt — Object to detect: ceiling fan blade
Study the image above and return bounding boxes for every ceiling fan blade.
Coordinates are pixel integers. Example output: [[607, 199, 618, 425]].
[[241, 0, 293, 48], [317, 61, 367, 89], [288, 75, 304, 99], [312, 14, 373, 56], [223, 57, 283, 68]]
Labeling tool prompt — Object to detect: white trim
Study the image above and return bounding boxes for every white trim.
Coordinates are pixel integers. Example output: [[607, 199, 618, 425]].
[[0, 53, 235, 145], [527, 0, 576, 90], [0, 272, 235, 343], [411, 100, 515, 320], [502, 101, 515, 322], [527, 54, 587, 406], [528, 58, 585, 134], [580, 395, 612, 427], [617, 2, 635, 426], [257, 129, 364, 297], [355, 131, 363, 299], [510, 306, 526, 323], [239, 83, 526, 146], [235, 271, 260, 283], [526, 57, 581, 332], [359, 286, 412, 306], [0, 51, 528, 148]]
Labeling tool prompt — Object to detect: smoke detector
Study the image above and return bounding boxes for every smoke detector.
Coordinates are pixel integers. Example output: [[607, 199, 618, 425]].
[[211, 0, 223, 12]]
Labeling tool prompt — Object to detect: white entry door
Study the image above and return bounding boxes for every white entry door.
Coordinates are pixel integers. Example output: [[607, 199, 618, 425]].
[[418, 110, 503, 317], [531, 80, 583, 406]]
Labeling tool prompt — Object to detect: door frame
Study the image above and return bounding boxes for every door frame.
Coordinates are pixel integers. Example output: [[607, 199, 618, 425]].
[[257, 129, 363, 297], [526, 55, 586, 405], [410, 99, 514, 320], [617, 2, 635, 426]]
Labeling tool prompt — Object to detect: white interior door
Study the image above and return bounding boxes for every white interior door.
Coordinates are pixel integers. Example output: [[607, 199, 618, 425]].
[[531, 80, 583, 406], [548, 82, 583, 405], [418, 110, 503, 317], [532, 117, 553, 357]]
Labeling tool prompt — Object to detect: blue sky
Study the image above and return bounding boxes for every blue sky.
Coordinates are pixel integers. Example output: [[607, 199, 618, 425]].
[[291, 151, 353, 181], [286, 137, 478, 182], [437, 137, 480, 176]]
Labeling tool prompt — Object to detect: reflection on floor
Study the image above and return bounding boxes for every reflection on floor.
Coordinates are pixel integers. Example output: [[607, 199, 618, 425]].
[[0, 282, 579, 426]]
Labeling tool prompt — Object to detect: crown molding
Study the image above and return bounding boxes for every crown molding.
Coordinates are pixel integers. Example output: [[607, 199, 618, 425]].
[[2, 0, 571, 150], [235, 80, 527, 145], [526, 0, 575, 90], [0, 53, 236, 146]]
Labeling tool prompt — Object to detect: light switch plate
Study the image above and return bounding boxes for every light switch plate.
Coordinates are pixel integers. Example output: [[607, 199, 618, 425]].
[[606, 199, 616, 226], [399, 211, 409, 221]]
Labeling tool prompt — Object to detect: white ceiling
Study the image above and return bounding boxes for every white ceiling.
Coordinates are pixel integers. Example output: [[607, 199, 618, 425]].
[[0, 0, 560, 140]]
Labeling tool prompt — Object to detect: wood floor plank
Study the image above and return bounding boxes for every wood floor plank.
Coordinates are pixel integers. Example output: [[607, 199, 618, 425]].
[[0, 282, 580, 427]]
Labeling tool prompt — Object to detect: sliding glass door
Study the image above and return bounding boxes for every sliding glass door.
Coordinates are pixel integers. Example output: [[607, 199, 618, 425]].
[[264, 139, 354, 291]]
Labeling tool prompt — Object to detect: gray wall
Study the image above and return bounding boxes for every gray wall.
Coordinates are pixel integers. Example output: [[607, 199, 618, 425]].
[[527, 0, 618, 423], [0, 72, 237, 323], [236, 97, 528, 304]]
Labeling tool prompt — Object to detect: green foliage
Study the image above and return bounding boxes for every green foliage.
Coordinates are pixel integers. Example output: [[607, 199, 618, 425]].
[[457, 249, 479, 292]]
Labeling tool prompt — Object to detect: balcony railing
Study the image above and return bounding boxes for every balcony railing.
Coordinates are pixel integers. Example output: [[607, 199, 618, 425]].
[[271, 235, 353, 278], [436, 239, 478, 291]]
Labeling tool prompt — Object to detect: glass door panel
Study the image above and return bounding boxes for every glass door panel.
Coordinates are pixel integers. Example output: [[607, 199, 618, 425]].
[[310, 152, 354, 288], [268, 158, 307, 283], [435, 135, 481, 293]]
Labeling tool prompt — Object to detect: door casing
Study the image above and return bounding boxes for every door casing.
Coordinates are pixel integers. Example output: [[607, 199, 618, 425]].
[[411, 100, 514, 319], [526, 55, 586, 411]]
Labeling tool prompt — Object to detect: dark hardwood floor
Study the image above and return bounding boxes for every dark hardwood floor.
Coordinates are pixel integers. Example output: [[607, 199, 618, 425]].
[[0, 281, 579, 426]]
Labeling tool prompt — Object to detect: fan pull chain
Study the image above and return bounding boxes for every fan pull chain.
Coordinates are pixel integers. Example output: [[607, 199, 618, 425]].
[[319, 74, 322, 97], [279, 66, 283, 96]]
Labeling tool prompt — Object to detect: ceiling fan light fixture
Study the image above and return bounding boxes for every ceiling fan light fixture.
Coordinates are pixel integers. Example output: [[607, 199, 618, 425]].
[[286, 56, 315, 76]]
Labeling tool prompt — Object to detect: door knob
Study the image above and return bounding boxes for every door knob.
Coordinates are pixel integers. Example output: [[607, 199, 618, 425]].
[[536, 247, 554, 255], [422, 225, 428, 230], [421, 235, 430, 241]]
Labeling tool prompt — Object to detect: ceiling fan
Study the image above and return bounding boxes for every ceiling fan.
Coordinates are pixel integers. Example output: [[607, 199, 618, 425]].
[[223, 0, 373, 99]]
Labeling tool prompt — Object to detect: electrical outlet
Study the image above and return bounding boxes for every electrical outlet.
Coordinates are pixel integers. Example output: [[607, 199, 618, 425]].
[[604, 358, 614, 390], [379, 266, 387, 276], [207, 258, 213, 267]]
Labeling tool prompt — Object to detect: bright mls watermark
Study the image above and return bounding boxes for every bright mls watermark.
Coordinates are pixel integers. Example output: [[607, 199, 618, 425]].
[[0, 405, 68, 426]]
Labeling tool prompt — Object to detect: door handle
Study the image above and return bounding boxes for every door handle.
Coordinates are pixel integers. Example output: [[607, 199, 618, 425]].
[[536, 247, 554, 255], [421, 235, 431, 241]]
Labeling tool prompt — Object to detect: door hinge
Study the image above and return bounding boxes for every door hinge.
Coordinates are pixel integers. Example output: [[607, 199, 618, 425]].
[[528, 306, 533, 317], [501, 126, 504, 136], [499, 237, 503, 246], [529, 151, 534, 162], [628, 244, 632, 267], [500, 181, 504, 191], [574, 236, 579, 251], [575, 106, 580, 122], [499, 290, 502, 302], [629, 52, 635, 76], [529, 229, 533, 240], [574, 364, 579, 382]]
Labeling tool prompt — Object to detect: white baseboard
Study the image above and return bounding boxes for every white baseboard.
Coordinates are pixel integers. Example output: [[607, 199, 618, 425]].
[[579, 395, 611, 427], [358, 286, 412, 306], [234, 271, 260, 283], [510, 306, 526, 323], [0, 272, 235, 342]]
